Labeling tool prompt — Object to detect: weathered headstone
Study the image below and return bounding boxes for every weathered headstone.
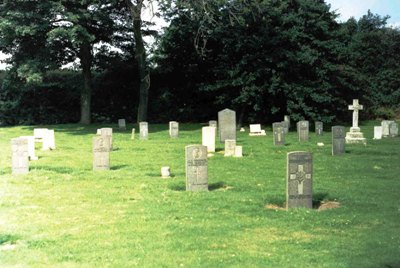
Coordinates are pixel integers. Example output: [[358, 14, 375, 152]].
[[99, 128, 113, 150], [93, 136, 111, 170], [345, 99, 366, 144], [373, 126, 383, 140], [11, 137, 29, 175], [224, 139, 236, 157], [209, 120, 218, 128], [389, 122, 398, 137], [202, 126, 216, 153], [185, 145, 208, 191], [118, 119, 126, 130], [19, 136, 38, 160], [249, 124, 266, 136], [169, 121, 179, 138], [218, 109, 236, 142], [332, 126, 346, 155], [281, 121, 289, 134], [297, 121, 309, 142], [234, 145, 243, 157], [139, 122, 148, 140], [284, 115, 291, 128], [131, 128, 135, 139], [273, 122, 285, 146], [381, 120, 394, 137], [286, 152, 313, 209], [315, 121, 323, 136]]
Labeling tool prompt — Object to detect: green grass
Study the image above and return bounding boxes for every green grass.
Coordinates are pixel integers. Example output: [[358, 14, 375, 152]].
[[0, 121, 399, 267]]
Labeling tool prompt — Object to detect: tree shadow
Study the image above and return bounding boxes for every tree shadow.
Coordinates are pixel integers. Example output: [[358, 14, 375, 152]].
[[110, 165, 128, 170], [209, 181, 226, 191]]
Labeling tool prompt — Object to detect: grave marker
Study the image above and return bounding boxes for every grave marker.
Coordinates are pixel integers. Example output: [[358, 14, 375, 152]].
[[202, 126, 216, 153], [99, 128, 113, 150], [273, 122, 285, 146], [11, 137, 29, 175], [185, 145, 208, 191], [93, 136, 111, 170], [284, 115, 291, 128], [297, 121, 309, 142], [381, 120, 394, 137], [139, 122, 149, 140], [118, 119, 126, 130], [19, 136, 38, 160], [315, 121, 323, 136], [234, 146, 243, 157], [249, 124, 266, 136], [131, 128, 135, 139], [389, 122, 398, 137], [218, 109, 236, 142], [281, 121, 289, 134], [332, 126, 346, 155], [209, 120, 218, 128], [224, 139, 236, 156], [373, 126, 383, 140], [345, 99, 366, 144], [169, 121, 179, 138]]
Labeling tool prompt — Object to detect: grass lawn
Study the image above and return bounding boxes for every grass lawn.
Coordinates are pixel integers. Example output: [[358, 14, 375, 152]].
[[0, 121, 399, 267]]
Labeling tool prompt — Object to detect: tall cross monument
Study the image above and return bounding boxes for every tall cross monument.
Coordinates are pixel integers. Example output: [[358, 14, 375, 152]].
[[345, 99, 366, 144]]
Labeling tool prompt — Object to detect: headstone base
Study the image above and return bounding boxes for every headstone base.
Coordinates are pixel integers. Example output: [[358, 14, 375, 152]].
[[249, 130, 266, 136], [345, 131, 367, 145]]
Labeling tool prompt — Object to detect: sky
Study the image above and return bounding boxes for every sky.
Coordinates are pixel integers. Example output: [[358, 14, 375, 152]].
[[1, 0, 400, 70]]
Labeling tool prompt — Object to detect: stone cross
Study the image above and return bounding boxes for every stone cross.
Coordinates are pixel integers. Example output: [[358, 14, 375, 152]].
[[289, 165, 311, 195], [348, 99, 363, 129]]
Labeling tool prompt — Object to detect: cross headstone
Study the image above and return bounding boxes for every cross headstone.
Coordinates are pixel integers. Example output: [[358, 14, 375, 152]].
[[297, 121, 309, 142], [93, 136, 111, 170], [118, 119, 126, 130], [349, 99, 363, 131], [345, 99, 366, 144], [373, 126, 383, 140], [332, 126, 346, 155], [273, 122, 285, 146], [381, 120, 394, 137], [287, 152, 313, 209], [315, 121, 323, 136], [202, 126, 216, 153], [218, 109, 236, 142], [185, 145, 208, 191], [11, 137, 29, 175], [169, 121, 179, 138], [19, 136, 38, 160], [224, 139, 236, 156], [139, 122, 149, 140], [389, 122, 398, 137], [281, 121, 289, 134]]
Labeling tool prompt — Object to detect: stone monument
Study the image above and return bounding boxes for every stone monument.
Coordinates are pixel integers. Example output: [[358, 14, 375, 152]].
[[169, 121, 179, 138], [224, 139, 236, 157], [315, 121, 323, 136], [19, 136, 38, 160], [11, 137, 29, 175], [389, 122, 398, 137], [202, 126, 216, 153], [273, 122, 285, 146], [373, 126, 382, 140], [118, 119, 126, 130], [93, 136, 111, 170], [381, 120, 394, 137], [345, 99, 366, 144], [185, 145, 208, 191], [139, 122, 149, 140], [218, 109, 236, 142], [297, 121, 309, 142], [332, 126, 346, 155]]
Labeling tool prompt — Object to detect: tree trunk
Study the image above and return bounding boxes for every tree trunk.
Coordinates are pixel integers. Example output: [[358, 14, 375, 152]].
[[78, 43, 93, 125], [126, 0, 150, 123]]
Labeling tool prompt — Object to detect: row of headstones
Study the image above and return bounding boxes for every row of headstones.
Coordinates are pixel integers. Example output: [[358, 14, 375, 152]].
[[373, 120, 398, 139], [11, 128, 56, 175], [117, 121, 179, 139]]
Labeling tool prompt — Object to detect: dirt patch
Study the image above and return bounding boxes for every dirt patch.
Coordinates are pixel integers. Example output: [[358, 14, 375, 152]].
[[317, 201, 341, 211]]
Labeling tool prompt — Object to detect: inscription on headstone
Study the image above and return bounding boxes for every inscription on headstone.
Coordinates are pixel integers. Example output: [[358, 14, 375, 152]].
[[169, 121, 179, 138], [11, 138, 29, 175], [389, 122, 398, 137], [93, 136, 111, 170], [297, 121, 309, 142], [202, 126, 216, 153], [218, 109, 236, 142], [185, 145, 208, 191], [273, 122, 285, 146], [118, 119, 126, 130], [332, 126, 346, 155], [224, 139, 236, 157], [315, 121, 323, 136], [139, 122, 149, 140], [286, 152, 313, 209]]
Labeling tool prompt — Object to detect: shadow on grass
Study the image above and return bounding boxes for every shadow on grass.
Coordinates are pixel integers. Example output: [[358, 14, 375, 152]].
[[312, 192, 329, 209], [168, 181, 226, 191], [383, 262, 400, 268], [33, 166, 78, 174], [264, 192, 338, 210], [0, 234, 19, 245], [110, 165, 129, 170]]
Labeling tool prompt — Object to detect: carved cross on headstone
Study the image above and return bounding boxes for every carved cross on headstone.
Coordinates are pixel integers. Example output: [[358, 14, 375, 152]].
[[348, 99, 363, 129], [290, 165, 311, 195]]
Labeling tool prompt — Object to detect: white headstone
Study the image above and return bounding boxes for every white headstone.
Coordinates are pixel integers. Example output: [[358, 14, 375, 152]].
[[234, 146, 243, 157], [249, 124, 266, 136], [131, 128, 135, 139], [345, 99, 366, 144], [11, 138, 29, 175], [224, 140, 236, 156], [161, 166, 171, 178], [19, 136, 38, 160], [139, 122, 149, 140], [373, 126, 383, 140], [381, 120, 394, 137], [202, 126, 216, 153], [169, 121, 179, 138]]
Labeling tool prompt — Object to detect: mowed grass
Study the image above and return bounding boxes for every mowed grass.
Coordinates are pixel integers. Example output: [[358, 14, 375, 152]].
[[0, 121, 399, 267]]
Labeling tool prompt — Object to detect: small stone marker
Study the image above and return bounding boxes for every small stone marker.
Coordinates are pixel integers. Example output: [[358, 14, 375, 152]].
[[332, 126, 346, 155], [297, 121, 309, 142], [345, 99, 366, 144], [185, 145, 208, 191], [93, 136, 111, 170], [315, 121, 323, 136], [131, 128, 135, 139], [118, 119, 126, 130], [161, 166, 171, 178], [224, 139, 236, 156], [234, 145, 243, 157], [284, 115, 291, 128], [281, 121, 289, 134], [47, 130, 56, 150], [373, 126, 383, 140], [381, 120, 394, 137], [139, 122, 149, 140], [202, 126, 216, 153], [11, 137, 29, 175], [209, 120, 217, 128], [33, 128, 48, 142], [389, 122, 398, 137], [240, 127, 245, 132], [273, 122, 285, 146], [286, 152, 313, 209], [169, 121, 179, 138], [19, 136, 38, 160], [249, 124, 266, 136], [218, 108, 236, 142]]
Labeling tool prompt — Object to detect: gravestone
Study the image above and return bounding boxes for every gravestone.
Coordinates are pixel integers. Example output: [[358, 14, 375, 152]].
[[169, 121, 179, 138], [332, 126, 346, 155], [185, 145, 208, 191], [218, 109, 236, 142], [131, 128, 135, 139], [161, 166, 171, 178], [345, 99, 366, 144], [373, 126, 383, 140], [19, 136, 38, 160], [315, 121, 323, 136], [381, 120, 394, 137], [118, 119, 126, 130], [11, 137, 29, 175], [93, 136, 111, 170], [202, 126, 216, 153], [286, 152, 313, 209], [209, 120, 218, 129], [273, 122, 285, 146], [99, 128, 113, 150], [224, 139, 236, 157], [33, 128, 48, 142], [47, 129, 56, 150], [297, 121, 309, 142], [139, 122, 149, 140], [281, 121, 289, 134], [249, 124, 266, 136], [389, 122, 398, 137], [284, 115, 291, 128], [234, 145, 243, 157]]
